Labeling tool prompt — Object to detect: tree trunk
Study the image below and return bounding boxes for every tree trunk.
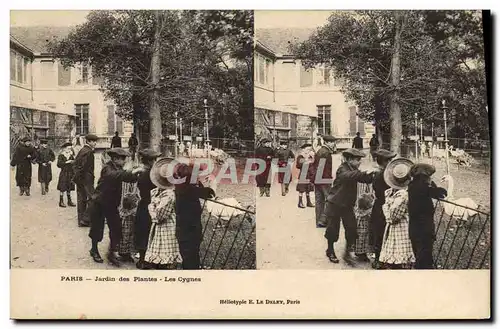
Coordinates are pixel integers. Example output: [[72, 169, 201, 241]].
[[389, 11, 406, 153], [149, 10, 163, 153]]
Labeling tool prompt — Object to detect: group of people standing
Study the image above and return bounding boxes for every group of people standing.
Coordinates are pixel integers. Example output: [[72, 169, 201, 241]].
[[11, 133, 217, 270], [254, 133, 447, 270]]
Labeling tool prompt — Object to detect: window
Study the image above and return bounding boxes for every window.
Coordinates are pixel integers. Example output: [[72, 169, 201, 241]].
[[41, 61, 56, 87], [300, 64, 313, 87], [77, 63, 89, 84], [75, 104, 89, 135], [348, 106, 366, 136], [10, 51, 16, 81], [16, 54, 23, 84], [58, 63, 71, 86], [318, 67, 330, 86], [258, 55, 265, 84], [255, 54, 272, 86], [107, 105, 123, 135], [23, 58, 29, 83], [317, 106, 332, 135]]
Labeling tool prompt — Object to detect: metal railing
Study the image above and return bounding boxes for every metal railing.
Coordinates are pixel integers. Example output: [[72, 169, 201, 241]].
[[432, 198, 490, 269], [199, 198, 256, 270]]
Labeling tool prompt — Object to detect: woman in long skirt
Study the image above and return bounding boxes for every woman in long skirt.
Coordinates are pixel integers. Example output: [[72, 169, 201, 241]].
[[56, 142, 76, 207]]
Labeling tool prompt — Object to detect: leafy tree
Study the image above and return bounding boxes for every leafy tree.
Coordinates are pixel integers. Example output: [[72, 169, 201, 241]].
[[292, 10, 487, 150], [48, 10, 253, 149]]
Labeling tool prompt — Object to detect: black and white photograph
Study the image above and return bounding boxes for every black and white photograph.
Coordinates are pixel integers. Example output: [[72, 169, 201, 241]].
[[9, 9, 256, 271], [254, 10, 491, 271]]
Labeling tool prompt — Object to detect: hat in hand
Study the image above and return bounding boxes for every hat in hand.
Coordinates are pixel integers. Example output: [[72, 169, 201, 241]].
[[150, 157, 176, 189], [383, 157, 414, 189]]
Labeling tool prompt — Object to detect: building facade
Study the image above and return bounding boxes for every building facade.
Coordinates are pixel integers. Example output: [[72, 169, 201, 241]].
[[10, 30, 132, 151], [254, 28, 375, 149]]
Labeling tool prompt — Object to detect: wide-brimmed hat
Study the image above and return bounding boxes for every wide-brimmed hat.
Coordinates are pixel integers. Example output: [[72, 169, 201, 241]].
[[410, 163, 436, 177], [343, 148, 366, 158], [85, 134, 98, 141], [150, 157, 176, 189], [107, 148, 130, 158], [139, 148, 162, 159], [384, 157, 414, 189], [374, 149, 397, 160], [61, 142, 72, 148], [300, 143, 312, 149]]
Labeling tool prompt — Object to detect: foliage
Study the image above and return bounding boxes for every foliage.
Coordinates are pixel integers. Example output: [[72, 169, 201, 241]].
[[291, 10, 488, 140], [48, 10, 253, 139]]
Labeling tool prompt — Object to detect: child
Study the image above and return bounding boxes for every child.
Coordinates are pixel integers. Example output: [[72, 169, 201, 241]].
[[36, 139, 55, 195], [296, 143, 315, 208], [354, 192, 375, 262], [118, 182, 140, 262], [56, 142, 76, 207], [379, 158, 415, 269], [145, 158, 183, 269], [408, 163, 447, 269]]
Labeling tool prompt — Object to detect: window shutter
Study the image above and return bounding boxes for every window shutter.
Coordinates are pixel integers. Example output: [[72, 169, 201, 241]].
[[107, 105, 115, 135], [349, 106, 357, 135]]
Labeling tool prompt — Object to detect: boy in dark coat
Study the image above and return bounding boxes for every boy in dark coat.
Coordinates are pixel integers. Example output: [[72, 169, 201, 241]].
[[311, 135, 336, 227], [255, 138, 274, 197], [352, 132, 363, 149], [324, 148, 377, 264], [275, 140, 295, 196], [174, 163, 216, 269], [88, 148, 146, 266], [36, 139, 55, 195], [408, 163, 447, 269], [110, 131, 122, 148], [57, 142, 76, 207], [73, 134, 98, 227], [11, 137, 37, 196], [134, 148, 162, 269], [370, 149, 397, 269]]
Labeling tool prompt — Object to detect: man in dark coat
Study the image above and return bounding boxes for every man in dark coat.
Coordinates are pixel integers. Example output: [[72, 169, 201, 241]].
[[275, 140, 295, 196], [324, 148, 377, 264], [311, 135, 336, 228], [134, 148, 162, 269], [255, 138, 274, 197], [352, 132, 363, 149], [110, 131, 122, 148], [88, 148, 145, 266], [36, 139, 55, 195], [128, 133, 139, 161], [408, 163, 447, 269], [369, 149, 397, 269], [73, 134, 98, 227], [11, 137, 37, 196], [369, 134, 380, 161]]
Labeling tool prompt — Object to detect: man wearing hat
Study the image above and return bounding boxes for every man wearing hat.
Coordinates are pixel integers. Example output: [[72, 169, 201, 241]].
[[88, 147, 146, 266], [352, 132, 363, 150], [134, 148, 162, 269], [255, 138, 274, 197], [36, 139, 56, 195], [323, 148, 377, 264], [312, 135, 337, 227], [408, 163, 447, 269], [73, 134, 98, 227], [275, 140, 295, 196], [370, 149, 397, 269], [11, 136, 37, 196]]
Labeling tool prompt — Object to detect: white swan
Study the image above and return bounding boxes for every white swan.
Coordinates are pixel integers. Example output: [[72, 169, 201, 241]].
[[440, 175, 479, 224]]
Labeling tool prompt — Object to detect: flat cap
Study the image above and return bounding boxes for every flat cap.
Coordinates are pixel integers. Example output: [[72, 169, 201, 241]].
[[260, 138, 271, 143], [322, 135, 336, 142], [40, 139, 48, 144], [139, 148, 162, 159], [61, 142, 72, 148], [410, 163, 436, 177], [107, 148, 130, 157], [300, 143, 312, 149], [342, 148, 366, 158], [374, 149, 397, 160], [85, 134, 98, 141]]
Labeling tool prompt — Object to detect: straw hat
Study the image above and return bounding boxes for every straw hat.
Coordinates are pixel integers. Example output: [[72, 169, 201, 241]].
[[383, 157, 414, 189], [150, 157, 176, 189]]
